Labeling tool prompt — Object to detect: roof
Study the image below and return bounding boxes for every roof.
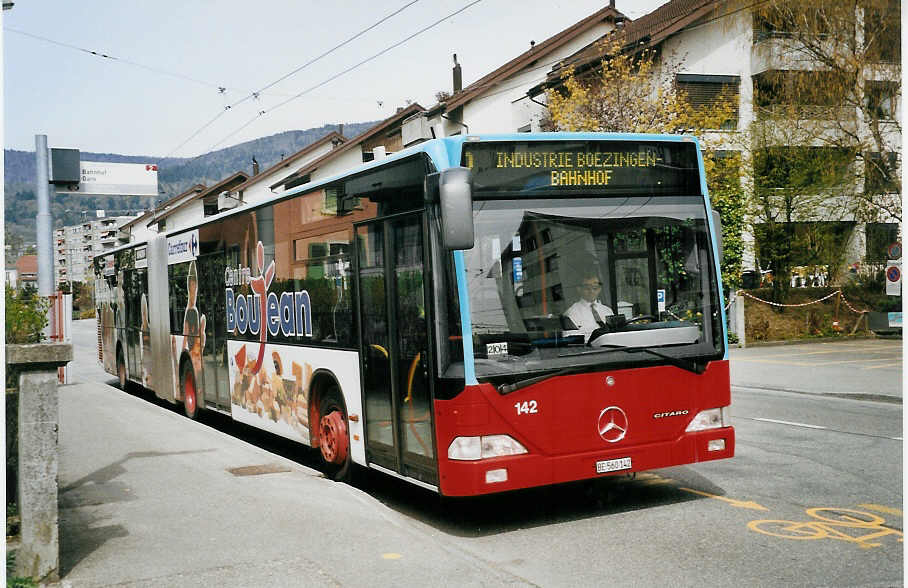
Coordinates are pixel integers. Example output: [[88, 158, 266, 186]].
[[149, 172, 249, 226], [119, 183, 207, 231], [536, 0, 722, 90], [232, 131, 347, 193], [271, 103, 425, 190], [434, 3, 624, 114], [16, 255, 38, 276]]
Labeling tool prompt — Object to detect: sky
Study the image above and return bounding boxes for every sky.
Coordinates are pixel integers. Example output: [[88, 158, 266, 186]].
[[3, 0, 667, 158]]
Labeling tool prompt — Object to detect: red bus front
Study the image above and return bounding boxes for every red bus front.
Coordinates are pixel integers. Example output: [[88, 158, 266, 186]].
[[435, 362, 733, 496], [430, 138, 733, 496]]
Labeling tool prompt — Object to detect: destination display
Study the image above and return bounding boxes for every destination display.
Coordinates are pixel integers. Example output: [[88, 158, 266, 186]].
[[463, 140, 702, 196]]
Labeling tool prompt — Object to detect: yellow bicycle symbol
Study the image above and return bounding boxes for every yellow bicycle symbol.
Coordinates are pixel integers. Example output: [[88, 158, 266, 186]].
[[749, 508, 903, 549]]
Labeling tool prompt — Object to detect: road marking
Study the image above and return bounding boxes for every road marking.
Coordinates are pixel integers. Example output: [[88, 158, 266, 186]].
[[382, 553, 403, 560], [734, 353, 901, 368], [859, 504, 903, 517], [861, 362, 903, 370], [733, 344, 891, 360], [733, 358, 813, 366], [748, 507, 903, 549], [760, 346, 889, 358], [679, 487, 768, 510], [752, 417, 826, 430]]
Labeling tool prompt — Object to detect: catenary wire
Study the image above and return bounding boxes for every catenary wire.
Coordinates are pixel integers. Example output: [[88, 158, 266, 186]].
[[196, 0, 484, 157], [166, 0, 423, 158], [4, 26, 279, 96]]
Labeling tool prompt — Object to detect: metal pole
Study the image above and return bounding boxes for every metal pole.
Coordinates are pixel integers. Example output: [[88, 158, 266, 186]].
[[35, 134, 54, 296]]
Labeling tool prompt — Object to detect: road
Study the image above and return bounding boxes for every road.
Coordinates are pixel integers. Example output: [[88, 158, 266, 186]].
[[59, 320, 903, 586]]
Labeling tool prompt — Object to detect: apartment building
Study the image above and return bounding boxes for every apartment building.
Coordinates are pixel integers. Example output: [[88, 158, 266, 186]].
[[410, 0, 899, 278], [54, 216, 136, 286]]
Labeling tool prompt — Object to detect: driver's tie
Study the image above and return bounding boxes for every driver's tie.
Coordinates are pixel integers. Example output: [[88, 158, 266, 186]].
[[591, 304, 607, 328]]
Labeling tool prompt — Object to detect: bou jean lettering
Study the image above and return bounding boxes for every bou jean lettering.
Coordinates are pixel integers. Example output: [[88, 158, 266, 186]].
[[225, 241, 313, 376]]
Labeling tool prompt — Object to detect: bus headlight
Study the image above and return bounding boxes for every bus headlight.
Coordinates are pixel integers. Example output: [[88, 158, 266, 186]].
[[685, 407, 730, 432], [448, 435, 528, 461]]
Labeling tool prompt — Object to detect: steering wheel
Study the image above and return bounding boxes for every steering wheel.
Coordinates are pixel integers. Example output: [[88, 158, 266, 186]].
[[626, 315, 656, 324]]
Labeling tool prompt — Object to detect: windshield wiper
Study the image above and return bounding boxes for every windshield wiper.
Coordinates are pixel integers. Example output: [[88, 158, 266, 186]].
[[497, 344, 704, 394]]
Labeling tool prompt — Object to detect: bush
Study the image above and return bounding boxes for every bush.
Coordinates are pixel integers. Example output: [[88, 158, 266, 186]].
[[79, 307, 96, 319], [741, 284, 889, 342], [5, 286, 48, 344]]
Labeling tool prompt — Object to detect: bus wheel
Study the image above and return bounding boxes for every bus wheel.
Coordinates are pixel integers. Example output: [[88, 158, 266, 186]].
[[318, 390, 351, 481], [181, 362, 199, 420], [117, 348, 127, 390]]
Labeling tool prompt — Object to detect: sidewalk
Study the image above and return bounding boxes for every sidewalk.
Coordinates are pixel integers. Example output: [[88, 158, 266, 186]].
[[729, 338, 903, 402], [55, 380, 510, 587]]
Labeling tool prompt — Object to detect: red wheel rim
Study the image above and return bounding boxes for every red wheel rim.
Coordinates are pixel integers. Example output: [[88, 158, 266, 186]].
[[185, 372, 196, 415], [319, 410, 348, 465]]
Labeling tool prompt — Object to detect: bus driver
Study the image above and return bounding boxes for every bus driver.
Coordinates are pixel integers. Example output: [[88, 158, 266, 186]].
[[563, 272, 614, 342]]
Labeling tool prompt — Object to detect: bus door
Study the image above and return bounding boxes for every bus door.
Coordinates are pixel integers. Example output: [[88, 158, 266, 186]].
[[355, 213, 437, 485], [197, 251, 230, 410], [123, 268, 146, 380]]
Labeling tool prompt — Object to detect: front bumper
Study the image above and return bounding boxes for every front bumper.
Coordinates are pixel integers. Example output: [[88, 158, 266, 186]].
[[438, 427, 735, 497]]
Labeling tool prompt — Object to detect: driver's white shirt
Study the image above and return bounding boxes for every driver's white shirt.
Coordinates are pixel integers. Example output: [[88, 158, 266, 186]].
[[564, 299, 614, 340]]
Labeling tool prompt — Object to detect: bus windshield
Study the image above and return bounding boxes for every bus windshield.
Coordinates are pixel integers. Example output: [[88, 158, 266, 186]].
[[458, 194, 723, 379]]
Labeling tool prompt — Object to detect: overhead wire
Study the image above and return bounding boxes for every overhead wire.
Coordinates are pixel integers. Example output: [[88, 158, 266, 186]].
[[4, 26, 277, 96], [198, 0, 484, 157], [166, 0, 425, 159]]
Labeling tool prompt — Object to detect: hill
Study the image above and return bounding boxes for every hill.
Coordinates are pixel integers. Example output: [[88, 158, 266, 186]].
[[4, 121, 376, 242]]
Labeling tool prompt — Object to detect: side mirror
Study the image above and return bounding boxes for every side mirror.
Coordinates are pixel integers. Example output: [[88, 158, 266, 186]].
[[436, 167, 474, 250], [712, 210, 723, 261]]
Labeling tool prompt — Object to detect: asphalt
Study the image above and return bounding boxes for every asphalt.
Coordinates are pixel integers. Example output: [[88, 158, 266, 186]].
[[729, 337, 903, 403], [41, 322, 905, 585]]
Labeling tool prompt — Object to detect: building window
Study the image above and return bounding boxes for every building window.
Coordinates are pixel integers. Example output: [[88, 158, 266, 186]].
[[864, 0, 900, 63], [755, 146, 854, 191], [753, 71, 848, 120], [676, 74, 740, 130], [865, 81, 898, 120], [864, 152, 900, 194], [865, 222, 900, 262]]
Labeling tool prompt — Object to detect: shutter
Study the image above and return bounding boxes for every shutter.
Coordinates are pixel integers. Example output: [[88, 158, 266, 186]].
[[676, 76, 740, 130]]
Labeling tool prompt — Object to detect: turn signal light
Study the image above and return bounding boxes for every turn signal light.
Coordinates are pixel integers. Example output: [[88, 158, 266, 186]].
[[707, 439, 726, 452], [485, 468, 508, 483]]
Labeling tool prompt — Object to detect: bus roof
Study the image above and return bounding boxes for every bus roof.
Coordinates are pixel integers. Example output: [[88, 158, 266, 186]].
[[95, 132, 701, 259]]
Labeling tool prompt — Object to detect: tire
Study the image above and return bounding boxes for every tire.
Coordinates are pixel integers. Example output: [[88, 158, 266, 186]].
[[180, 360, 199, 420], [117, 348, 127, 390], [318, 387, 352, 481]]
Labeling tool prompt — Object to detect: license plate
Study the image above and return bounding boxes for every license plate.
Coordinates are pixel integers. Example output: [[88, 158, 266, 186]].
[[596, 457, 632, 474]]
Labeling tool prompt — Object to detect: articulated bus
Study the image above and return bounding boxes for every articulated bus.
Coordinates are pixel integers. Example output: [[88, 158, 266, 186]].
[[95, 133, 734, 496]]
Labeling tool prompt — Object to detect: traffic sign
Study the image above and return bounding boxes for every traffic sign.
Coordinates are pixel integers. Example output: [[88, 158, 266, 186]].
[[885, 259, 901, 296], [887, 242, 901, 259]]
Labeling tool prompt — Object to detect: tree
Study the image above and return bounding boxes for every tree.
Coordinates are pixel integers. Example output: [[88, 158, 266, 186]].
[[752, 0, 901, 224], [543, 39, 747, 287], [5, 224, 24, 263]]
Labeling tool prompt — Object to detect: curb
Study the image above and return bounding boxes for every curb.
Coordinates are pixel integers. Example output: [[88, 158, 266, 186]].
[[730, 334, 895, 348]]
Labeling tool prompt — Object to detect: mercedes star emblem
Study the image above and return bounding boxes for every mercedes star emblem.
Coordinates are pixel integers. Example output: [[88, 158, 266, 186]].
[[597, 406, 628, 443]]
